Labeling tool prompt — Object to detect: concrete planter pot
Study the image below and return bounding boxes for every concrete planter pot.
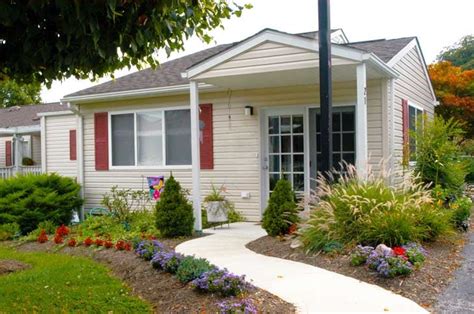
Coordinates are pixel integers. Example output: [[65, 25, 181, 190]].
[[206, 201, 228, 223]]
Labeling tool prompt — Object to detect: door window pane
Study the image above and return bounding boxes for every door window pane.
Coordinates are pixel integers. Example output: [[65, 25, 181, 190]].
[[269, 155, 280, 172], [293, 135, 304, 153], [333, 133, 341, 152], [269, 136, 280, 153], [137, 112, 163, 166], [294, 155, 304, 172], [342, 112, 354, 131], [269, 173, 279, 191], [281, 136, 291, 153], [333, 113, 341, 131], [165, 110, 191, 165], [292, 116, 304, 133], [282, 155, 292, 172], [269, 117, 279, 134], [294, 174, 304, 192], [281, 116, 291, 134], [342, 133, 355, 151], [342, 153, 355, 166], [111, 114, 135, 166]]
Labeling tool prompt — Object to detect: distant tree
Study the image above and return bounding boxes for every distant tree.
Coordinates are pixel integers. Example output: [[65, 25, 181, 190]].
[[0, 1, 251, 87], [428, 61, 474, 138], [0, 80, 42, 108], [438, 35, 474, 70]]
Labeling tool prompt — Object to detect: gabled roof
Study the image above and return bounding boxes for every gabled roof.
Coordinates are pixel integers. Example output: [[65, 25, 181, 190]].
[[344, 37, 416, 63], [64, 29, 415, 100], [0, 103, 66, 128]]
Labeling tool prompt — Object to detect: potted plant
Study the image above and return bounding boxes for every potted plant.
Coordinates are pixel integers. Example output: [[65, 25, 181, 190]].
[[204, 185, 230, 223]]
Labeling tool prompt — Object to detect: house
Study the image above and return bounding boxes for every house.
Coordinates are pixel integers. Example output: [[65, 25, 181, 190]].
[[0, 103, 71, 178], [40, 28, 435, 228]]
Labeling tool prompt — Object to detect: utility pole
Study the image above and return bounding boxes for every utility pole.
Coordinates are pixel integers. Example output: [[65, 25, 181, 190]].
[[318, 0, 333, 174]]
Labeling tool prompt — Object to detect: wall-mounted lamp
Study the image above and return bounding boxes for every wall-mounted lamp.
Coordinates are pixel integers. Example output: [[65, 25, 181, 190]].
[[244, 105, 254, 116]]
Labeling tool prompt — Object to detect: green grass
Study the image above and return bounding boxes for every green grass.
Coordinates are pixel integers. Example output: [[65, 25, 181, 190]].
[[0, 246, 151, 313]]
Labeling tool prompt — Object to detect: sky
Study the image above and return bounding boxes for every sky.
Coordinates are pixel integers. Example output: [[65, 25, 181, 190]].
[[41, 0, 474, 103]]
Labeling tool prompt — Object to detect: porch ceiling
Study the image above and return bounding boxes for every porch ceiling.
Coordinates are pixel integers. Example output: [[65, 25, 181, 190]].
[[196, 63, 387, 90]]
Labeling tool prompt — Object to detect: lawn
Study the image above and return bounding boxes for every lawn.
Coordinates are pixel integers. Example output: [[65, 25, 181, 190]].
[[0, 246, 151, 313]]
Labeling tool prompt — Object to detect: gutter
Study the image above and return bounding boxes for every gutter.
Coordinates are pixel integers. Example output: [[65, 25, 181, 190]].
[[0, 125, 41, 135], [61, 83, 216, 104]]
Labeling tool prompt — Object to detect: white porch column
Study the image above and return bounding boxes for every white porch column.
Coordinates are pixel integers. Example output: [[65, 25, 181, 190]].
[[190, 80, 202, 232], [13, 134, 21, 173], [40, 116, 47, 173], [355, 62, 368, 178], [76, 114, 85, 221]]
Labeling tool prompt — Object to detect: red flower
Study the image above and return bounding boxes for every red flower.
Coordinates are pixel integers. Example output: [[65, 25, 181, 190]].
[[53, 234, 63, 244], [95, 238, 104, 247], [115, 240, 131, 251], [393, 247, 406, 257], [124, 242, 132, 251], [288, 223, 298, 235], [55, 224, 70, 237], [68, 238, 77, 247], [37, 229, 48, 243], [104, 240, 113, 249], [83, 237, 93, 247]]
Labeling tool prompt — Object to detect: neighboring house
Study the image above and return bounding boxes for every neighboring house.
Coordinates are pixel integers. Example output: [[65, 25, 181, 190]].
[[0, 103, 72, 178], [39, 28, 435, 226]]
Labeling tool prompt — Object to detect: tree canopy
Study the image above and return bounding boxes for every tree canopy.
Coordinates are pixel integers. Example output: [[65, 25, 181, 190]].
[[429, 61, 474, 138], [438, 35, 474, 70], [0, 1, 250, 87], [0, 79, 42, 108]]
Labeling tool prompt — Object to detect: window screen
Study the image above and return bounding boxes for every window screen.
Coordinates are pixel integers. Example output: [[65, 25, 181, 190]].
[[111, 113, 135, 166]]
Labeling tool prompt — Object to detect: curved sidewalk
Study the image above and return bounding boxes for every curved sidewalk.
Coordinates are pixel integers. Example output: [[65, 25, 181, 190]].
[[176, 222, 427, 313]]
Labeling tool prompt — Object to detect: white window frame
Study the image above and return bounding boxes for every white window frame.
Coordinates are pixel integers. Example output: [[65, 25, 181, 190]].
[[407, 101, 424, 166], [108, 106, 192, 170]]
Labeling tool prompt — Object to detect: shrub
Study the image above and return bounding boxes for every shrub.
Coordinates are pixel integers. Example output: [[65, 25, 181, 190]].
[[413, 116, 467, 196], [0, 173, 83, 234], [191, 268, 252, 297], [262, 179, 299, 236], [67, 238, 77, 247], [175, 256, 215, 283], [300, 166, 453, 251], [83, 237, 93, 246], [37, 229, 48, 243], [0, 222, 20, 240], [155, 176, 194, 237], [101, 186, 152, 222], [135, 240, 165, 261], [151, 250, 184, 273], [450, 196, 472, 231]]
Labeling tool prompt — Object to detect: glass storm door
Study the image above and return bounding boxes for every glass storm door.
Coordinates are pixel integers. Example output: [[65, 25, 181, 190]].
[[309, 107, 356, 189], [267, 114, 305, 195]]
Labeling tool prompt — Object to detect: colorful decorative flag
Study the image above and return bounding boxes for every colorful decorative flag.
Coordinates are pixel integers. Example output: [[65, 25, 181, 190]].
[[147, 176, 165, 200]]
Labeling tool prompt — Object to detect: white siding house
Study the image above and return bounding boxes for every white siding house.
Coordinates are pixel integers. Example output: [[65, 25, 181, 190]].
[[37, 29, 435, 226]]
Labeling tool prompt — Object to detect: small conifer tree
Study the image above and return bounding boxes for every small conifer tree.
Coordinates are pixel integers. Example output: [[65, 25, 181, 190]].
[[262, 179, 299, 236], [156, 175, 194, 237]]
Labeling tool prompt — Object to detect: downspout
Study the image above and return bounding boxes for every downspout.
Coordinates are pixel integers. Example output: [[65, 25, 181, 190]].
[[67, 102, 85, 221], [389, 78, 395, 186]]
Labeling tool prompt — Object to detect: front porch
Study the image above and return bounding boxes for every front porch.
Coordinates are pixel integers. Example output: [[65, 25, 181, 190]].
[[182, 30, 398, 230]]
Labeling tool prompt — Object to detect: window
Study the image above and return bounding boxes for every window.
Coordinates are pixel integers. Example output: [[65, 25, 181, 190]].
[[110, 109, 191, 167], [408, 104, 423, 161]]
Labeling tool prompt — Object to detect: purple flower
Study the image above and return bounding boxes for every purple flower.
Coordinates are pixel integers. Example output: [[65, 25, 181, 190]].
[[151, 250, 184, 273], [135, 240, 165, 261], [217, 298, 257, 314], [191, 268, 253, 297]]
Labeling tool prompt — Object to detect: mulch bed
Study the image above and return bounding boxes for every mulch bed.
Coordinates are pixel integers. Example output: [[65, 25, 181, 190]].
[[0, 259, 30, 275], [16, 239, 295, 313], [246, 219, 473, 312]]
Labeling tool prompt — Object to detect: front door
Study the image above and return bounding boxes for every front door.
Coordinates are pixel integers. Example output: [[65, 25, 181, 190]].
[[261, 108, 306, 210]]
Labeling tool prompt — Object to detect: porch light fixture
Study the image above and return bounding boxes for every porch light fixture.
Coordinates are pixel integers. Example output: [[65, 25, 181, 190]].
[[244, 105, 254, 116]]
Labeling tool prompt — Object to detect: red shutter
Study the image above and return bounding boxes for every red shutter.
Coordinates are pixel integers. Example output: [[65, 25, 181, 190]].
[[94, 112, 109, 170], [5, 140, 12, 167], [402, 99, 409, 147], [199, 104, 214, 170], [69, 130, 77, 161]]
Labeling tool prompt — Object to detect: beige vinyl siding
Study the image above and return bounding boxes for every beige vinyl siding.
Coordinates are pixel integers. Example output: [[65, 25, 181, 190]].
[[31, 134, 41, 165], [0, 137, 11, 167], [44, 114, 77, 177], [80, 81, 384, 221], [197, 42, 356, 79], [391, 46, 436, 181]]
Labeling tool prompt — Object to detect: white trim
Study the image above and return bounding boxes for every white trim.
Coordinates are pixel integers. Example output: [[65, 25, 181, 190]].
[[190, 81, 202, 231], [389, 78, 395, 185], [40, 117, 46, 173], [407, 100, 424, 112], [363, 53, 400, 78], [61, 83, 216, 104], [37, 110, 74, 117], [107, 106, 192, 170], [76, 112, 85, 220], [387, 38, 436, 101], [407, 101, 424, 167], [0, 125, 41, 135], [355, 63, 368, 178], [184, 29, 380, 79]]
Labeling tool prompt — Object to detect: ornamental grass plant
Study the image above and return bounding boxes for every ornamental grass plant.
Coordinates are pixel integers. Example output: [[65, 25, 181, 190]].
[[300, 165, 454, 252]]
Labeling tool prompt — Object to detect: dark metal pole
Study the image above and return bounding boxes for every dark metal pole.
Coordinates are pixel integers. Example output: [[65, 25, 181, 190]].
[[318, 0, 333, 174]]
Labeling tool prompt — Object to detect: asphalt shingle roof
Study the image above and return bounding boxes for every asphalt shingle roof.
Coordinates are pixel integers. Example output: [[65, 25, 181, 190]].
[[0, 103, 67, 128], [65, 31, 415, 98]]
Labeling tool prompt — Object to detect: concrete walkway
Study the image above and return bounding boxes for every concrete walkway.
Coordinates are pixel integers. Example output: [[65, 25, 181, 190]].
[[436, 230, 474, 313], [176, 222, 427, 313]]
